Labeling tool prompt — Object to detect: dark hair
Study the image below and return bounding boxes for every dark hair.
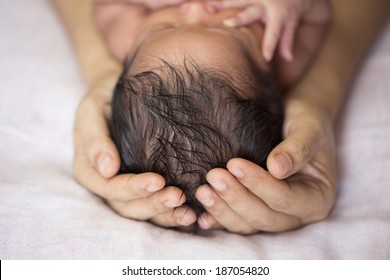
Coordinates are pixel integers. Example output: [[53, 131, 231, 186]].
[[110, 59, 283, 215]]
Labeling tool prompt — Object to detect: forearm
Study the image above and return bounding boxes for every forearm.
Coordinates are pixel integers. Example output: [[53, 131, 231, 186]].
[[291, 0, 390, 121], [52, 0, 121, 89]]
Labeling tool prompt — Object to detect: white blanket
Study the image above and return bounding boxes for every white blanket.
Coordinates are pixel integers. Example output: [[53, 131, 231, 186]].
[[0, 0, 389, 259]]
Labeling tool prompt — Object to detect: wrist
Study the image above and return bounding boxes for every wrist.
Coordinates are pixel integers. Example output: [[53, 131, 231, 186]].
[[286, 76, 344, 123], [87, 68, 122, 100]]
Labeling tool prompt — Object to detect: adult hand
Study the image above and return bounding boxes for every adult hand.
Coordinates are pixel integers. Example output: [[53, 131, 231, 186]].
[[195, 97, 336, 233], [73, 73, 197, 227]]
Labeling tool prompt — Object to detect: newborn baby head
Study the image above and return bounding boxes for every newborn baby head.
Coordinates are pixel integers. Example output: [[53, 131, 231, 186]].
[[110, 58, 283, 215]]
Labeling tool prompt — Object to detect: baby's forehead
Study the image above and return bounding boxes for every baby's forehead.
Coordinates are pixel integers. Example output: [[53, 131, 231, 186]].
[[127, 27, 269, 76]]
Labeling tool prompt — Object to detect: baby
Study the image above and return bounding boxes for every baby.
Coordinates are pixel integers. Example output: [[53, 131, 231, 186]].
[[211, 0, 331, 61], [111, 58, 283, 215], [107, 0, 329, 215]]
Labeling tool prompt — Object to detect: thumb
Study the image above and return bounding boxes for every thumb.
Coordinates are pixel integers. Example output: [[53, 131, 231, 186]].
[[75, 98, 121, 179], [91, 136, 121, 178], [267, 118, 322, 179]]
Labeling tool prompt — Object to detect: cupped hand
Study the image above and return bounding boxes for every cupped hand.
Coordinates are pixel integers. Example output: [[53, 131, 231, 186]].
[[73, 74, 196, 227], [195, 97, 336, 234]]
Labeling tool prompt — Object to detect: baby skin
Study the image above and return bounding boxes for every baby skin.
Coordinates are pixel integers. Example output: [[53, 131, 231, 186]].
[[211, 0, 331, 61], [54, 0, 390, 233], [91, 0, 329, 230]]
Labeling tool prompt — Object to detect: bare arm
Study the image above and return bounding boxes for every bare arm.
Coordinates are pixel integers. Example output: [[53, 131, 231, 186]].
[[290, 0, 390, 121], [269, 0, 390, 178], [52, 0, 121, 87], [52, 0, 197, 228]]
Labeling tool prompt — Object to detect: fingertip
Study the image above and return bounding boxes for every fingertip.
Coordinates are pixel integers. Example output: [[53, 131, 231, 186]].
[[174, 206, 197, 227], [263, 42, 277, 62], [267, 152, 293, 179], [281, 46, 294, 62], [195, 185, 216, 208], [144, 172, 166, 189], [197, 214, 211, 229], [263, 49, 273, 62], [198, 213, 220, 230], [97, 153, 118, 178], [122, 172, 165, 195], [226, 158, 246, 178], [206, 168, 226, 183], [284, 53, 293, 62], [163, 185, 187, 207]]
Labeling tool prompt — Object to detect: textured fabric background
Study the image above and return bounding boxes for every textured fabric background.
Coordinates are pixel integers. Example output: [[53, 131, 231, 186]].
[[0, 0, 389, 259]]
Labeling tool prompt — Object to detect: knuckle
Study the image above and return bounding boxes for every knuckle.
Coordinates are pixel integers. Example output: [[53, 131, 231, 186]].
[[295, 141, 312, 162], [125, 175, 143, 197], [106, 176, 136, 202], [150, 194, 168, 212], [152, 203, 169, 214], [223, 191, 243, 206]]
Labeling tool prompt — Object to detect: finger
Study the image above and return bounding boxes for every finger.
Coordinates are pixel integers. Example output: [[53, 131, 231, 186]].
[[223, 5, 265, 27], [195, 185, 256, 234], [262, 14, 285, 61], [74, 139, 165, 201], [173, 205, 198, 227], [228, 158, 330, 221], [197, 212, 222, 230], [75, 97, 119, 178], [279, 20, 298, 61], [207, 167, 301, 232], [108, 186, 186, 221], [151, 205, 197, 227], [266, 107, 324, 179]]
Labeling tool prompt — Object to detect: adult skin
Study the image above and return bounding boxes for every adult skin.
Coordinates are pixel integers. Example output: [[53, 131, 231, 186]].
[[197, 0, 390, 233], [53, 0, 390, 233]]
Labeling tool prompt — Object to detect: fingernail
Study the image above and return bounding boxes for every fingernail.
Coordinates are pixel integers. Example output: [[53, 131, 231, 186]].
[[198, 215, 211, 229], [274, 153, 292, 177], [230, 168, 244, 179], [165, 199, 180, 208], [223, 19, 236, 27], [263, 49, 272, 62], [202, 197, 215, 207], [177, 214, 193, 227], [210, 180, 226, 192], [285, 50, 293, 62], [97, 153, 112, 175], [197, 188, 215, 207]]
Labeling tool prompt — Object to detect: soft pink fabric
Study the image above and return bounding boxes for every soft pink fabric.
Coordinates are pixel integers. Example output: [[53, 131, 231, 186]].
[[0, 0, 389, 259]]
